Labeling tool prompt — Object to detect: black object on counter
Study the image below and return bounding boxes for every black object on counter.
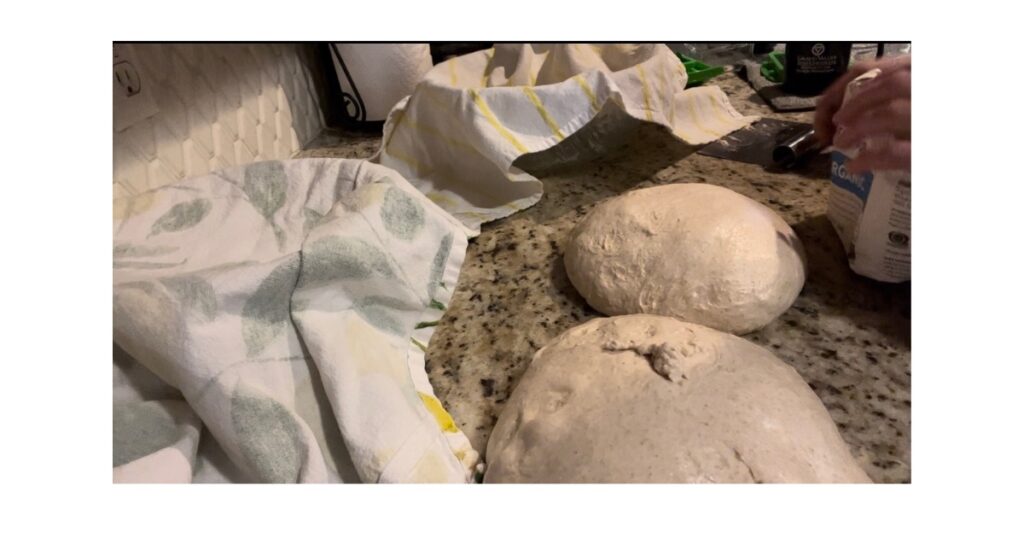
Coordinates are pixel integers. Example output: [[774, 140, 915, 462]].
[[782, 42, 852, 96], [699, 118, 817, 169]]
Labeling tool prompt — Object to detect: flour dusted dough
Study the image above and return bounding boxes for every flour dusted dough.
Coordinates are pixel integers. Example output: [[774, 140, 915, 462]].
[[564, 183, 806, 334], [484, 315, 870, 483]]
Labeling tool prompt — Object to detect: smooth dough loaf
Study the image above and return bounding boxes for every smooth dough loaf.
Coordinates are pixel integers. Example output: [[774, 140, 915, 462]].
[[564, 183, 806, 334], [484, 315, 870, 483]]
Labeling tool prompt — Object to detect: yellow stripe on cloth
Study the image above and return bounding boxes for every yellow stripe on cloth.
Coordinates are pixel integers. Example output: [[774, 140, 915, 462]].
[[469, 89, 528, 154], [684, 91, 721, 141], [448, 57, 458, 86], [426, 190, 460, 208], [458, 210, 492, 223], [386, 146, 431, 177], [402, 117, 480, 156], [636, 65, 654, 121], [418, 392, 460, 434], [572, 74, 600, 113], [699, 89, 739, 133], [657, 66, 675, 126], [522, 87, 565, 141]]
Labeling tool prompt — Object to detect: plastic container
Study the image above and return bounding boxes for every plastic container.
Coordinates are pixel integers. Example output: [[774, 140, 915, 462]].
[[668, 43, 754, 66], [675, 53, 726, 87], [760, 51, 785, 83]]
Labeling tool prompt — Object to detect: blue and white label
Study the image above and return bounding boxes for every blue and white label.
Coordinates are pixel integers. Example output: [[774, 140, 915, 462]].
[[830, 152, 874, 203]]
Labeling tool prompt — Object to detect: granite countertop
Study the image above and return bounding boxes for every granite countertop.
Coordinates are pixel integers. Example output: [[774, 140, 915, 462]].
[[298, 71, 911, 484]]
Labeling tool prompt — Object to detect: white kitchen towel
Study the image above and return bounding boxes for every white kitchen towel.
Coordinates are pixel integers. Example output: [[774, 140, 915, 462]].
[[373, 43, 758, 233], [113, 158, 478, 483]]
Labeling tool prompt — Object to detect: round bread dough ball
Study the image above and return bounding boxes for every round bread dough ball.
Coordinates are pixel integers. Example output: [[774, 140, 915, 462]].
[[484, 315, 870, 483], [564, 183, 806, 334]]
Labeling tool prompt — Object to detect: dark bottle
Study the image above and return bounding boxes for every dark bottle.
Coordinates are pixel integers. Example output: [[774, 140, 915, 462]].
[[782, 42, 853, 96]]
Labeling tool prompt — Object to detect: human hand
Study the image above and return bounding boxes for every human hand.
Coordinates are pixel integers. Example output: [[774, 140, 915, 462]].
[[814, 55, 911, 173]]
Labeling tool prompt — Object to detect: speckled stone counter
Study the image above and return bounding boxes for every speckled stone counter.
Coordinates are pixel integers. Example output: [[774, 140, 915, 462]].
[[297, 72, 911, 483]]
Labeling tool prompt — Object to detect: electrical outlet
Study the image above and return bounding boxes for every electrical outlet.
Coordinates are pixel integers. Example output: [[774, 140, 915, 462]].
[[113, 44, 159, 132], [114, 61, 141, 97]]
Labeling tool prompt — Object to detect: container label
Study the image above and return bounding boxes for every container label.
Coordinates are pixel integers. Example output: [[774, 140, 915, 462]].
[[796, 43, 841, 74], [830, 151, 874, 203]]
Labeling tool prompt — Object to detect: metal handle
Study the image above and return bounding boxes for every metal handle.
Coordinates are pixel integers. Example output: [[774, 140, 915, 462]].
[[771, 126, 819, 167]]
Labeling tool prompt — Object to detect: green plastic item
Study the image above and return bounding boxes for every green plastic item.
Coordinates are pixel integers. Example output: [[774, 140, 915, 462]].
[[760, 51, 785, 83], [676, 54, 726, 87]]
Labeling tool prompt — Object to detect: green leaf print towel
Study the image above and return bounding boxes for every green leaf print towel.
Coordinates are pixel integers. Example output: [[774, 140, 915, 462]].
[[113, 159, 477, 483]]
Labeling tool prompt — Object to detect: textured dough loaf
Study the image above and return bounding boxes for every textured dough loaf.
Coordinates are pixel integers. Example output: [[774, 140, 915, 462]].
[[484, 315, 870, 483], [564, 183, 806, 334]]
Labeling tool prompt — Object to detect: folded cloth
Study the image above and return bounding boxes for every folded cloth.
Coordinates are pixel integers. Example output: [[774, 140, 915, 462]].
[[373, 43, 758, 233], [113, 159, 478, 482]]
